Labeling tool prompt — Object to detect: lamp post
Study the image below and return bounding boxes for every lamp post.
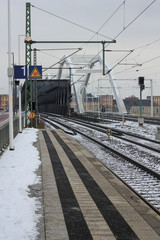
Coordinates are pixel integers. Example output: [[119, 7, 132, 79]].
[[8, 0, 14, 150]]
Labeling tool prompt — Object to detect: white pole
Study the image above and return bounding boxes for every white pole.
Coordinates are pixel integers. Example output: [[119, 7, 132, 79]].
[[86, 94, 87, 112], [18, 35, 24, 133], [8, 0, 14, 150], [18, 34, 25, 65], [150, 79, 153, 117], [98, 80, 100, 118], [18, 35, 20, 65]]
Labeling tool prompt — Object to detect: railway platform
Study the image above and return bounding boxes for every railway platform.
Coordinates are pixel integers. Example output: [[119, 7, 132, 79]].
[[39, 129, 160, 240]]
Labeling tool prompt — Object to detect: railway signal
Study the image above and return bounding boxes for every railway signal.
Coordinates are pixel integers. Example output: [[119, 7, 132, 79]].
[[138, 76, 145, 126], [138, 76, 145, 91]]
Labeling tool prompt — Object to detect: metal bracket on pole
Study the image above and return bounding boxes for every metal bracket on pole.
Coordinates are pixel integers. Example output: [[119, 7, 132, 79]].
[[29, 40, 116, 76]]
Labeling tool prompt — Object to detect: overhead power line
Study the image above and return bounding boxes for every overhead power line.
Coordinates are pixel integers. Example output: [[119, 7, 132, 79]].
[[31, 4, 113, 41], [42, 48, 82, 72], [114, 0, 158, 40], [32, 1, 158, 77], [142, 55, 160, 65], [82, 0, 158, 73], [90, 1, 127, 41], [135, 38, 160, 50], [82, 0, 127, 45]]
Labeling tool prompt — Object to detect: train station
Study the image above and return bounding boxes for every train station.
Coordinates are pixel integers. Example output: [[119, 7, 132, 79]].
[[0, 1, 160, 239]]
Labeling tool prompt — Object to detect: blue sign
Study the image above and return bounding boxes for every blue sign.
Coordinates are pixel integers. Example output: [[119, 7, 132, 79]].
[[29, 66, 42, 79], [14, 65, 27, 79]]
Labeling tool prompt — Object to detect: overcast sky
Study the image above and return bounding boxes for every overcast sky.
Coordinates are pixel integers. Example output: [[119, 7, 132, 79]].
[[0, 0, 160, 98]]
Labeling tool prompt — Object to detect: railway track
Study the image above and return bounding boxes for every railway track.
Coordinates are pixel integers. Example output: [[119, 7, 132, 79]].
[[83, 112, 160, 125], [41, 114, 160, 214], [44, 113, 160, 153]]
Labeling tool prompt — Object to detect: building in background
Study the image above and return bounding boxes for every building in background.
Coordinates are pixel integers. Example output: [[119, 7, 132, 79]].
[[0, 94, 9, 111], [123, 95, 160, 117], [84, 93, 98, 111], [71, 92, 160, 117], [99, 95, 113, 112], [147, 96, 160, 106]]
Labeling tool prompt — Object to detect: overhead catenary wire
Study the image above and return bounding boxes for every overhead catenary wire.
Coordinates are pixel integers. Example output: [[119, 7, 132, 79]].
[[126, 37, 160, 62], [31, 4, 113, 41], [134, 37, 160, 50], [106, 50, 134, 73], [32, 1, 158, 78], [42, 48, 82, 72], [113, 0, 158, 40], [89, 0, 158, 73], [80, 0, 158, 74], [84, 0, 127, 44], [113, 54, 160, 76]]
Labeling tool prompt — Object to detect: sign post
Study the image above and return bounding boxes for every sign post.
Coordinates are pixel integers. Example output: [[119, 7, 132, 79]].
[[14, 65, 42, 128]]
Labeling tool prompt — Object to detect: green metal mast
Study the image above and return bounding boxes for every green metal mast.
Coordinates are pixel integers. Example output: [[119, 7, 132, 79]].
[[33, 48, 38, 128], [25, 2, 32, 127]]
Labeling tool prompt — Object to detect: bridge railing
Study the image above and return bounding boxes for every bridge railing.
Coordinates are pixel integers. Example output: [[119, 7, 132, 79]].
[[0, 116, 25, 152]]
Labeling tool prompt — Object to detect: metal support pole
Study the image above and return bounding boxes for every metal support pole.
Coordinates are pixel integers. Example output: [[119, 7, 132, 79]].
[[11, 52, 16, 116], [29, 40, 116, 76], [33, 48, 37, 128], [150, 79, 153, 117], [18, 34, 25, 65], [102, 42, 105, 75], [140, 86, 142, 118], [18, 35, 25, 133], [25, 2, 32, 127], [98, 79, 100, 119], [8, 0, 14, 150], [19, 85, 22, 132]]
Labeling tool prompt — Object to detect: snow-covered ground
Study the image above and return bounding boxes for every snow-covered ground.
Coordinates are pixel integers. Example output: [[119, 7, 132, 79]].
[[0, 120, 159, 240], [0, 128, 41, 240]]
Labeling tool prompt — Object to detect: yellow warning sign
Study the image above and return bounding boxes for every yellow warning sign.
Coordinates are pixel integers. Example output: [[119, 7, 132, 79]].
[[30, 67, 41, 78], [29, 112, 36, 119]]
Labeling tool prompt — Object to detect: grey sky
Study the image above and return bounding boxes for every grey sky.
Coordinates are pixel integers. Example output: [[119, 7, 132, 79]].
[[0, 0, 160, 98]]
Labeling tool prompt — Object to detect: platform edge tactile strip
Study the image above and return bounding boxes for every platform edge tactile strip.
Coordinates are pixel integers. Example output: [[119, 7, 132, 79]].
[[47, 130, 116, 240], [39, 131, 69, 240], [43, 130, 93, 240], [51, 130, 141, 240], [54, 129, 160, 240]]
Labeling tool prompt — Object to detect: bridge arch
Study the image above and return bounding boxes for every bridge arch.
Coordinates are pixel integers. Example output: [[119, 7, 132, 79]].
[[56, 55, 127, 114]]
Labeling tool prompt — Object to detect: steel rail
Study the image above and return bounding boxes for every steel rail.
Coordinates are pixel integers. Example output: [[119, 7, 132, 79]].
[[41, 115, 160, 215], [46, 113, 160, 152], [41, 114, 160, 180]]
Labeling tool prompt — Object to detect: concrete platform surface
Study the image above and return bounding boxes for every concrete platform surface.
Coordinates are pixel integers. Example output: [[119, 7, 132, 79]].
[[39, 129, 160, 240]]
